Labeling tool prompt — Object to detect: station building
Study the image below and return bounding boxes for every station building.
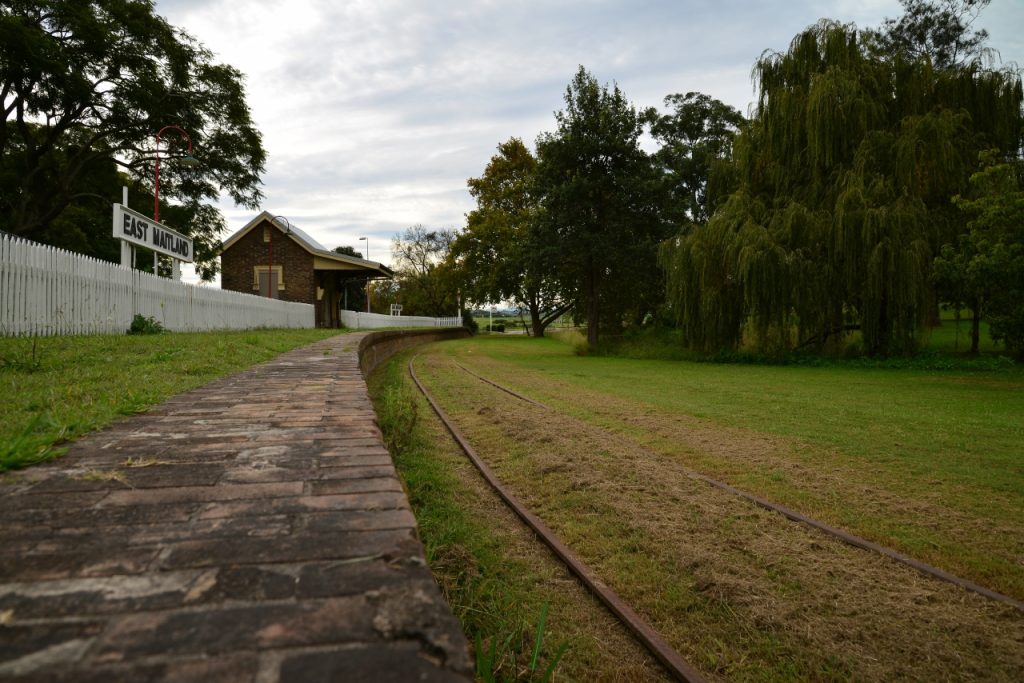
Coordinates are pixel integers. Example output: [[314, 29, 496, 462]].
[[220, 211, 393, 328]]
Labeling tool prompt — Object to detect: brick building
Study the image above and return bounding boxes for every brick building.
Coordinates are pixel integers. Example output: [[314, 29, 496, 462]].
[[220, 212, 393, 327]]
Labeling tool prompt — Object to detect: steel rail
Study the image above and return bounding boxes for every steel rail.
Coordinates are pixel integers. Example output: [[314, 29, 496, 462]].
[[409, 358, 708, 683], [453, 361, 1024, 614]]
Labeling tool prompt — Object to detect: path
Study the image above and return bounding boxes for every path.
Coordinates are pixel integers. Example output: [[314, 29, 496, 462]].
[[0, 332, 471, 682]]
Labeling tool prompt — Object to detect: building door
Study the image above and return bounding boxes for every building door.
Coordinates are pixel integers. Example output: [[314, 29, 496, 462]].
[[257, 270, 279, 299]]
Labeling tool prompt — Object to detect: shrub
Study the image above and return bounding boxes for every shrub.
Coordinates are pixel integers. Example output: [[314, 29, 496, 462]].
[[127, 314, 164, 335]]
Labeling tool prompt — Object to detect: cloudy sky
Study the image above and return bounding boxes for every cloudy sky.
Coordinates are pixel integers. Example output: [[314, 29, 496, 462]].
[[154, 0, 1024, 274]]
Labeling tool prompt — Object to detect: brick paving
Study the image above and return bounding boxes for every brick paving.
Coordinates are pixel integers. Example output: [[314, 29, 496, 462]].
[[0, 332, 471, 682]]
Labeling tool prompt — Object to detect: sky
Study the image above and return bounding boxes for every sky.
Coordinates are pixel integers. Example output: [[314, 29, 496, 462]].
[[153, 0, 1024, 278]]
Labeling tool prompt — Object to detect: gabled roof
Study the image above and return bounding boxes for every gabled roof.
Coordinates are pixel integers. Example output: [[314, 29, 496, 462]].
[[221, 211, 394, 277]]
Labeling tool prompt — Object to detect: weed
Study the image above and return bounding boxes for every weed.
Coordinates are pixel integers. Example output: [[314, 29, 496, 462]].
[[0, 413, 66, 471], [377, 383, 419, 454], [0, 336, 43, 372], [127, 314, 165, 335], [474, 602, 569, 682]]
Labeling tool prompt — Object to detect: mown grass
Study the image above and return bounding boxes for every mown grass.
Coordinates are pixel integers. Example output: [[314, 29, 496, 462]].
[[0, 329, 341, 471], [433, 334, 1024, 600], [367, 354, 588, 682]]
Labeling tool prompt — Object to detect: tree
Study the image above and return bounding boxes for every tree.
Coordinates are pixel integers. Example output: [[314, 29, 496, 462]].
[[535, 66, 668, 348], [934, 153, 1024, 357], [869, 0, 992, 68], [391, 225, 460, 317], [1, 0, 266, 278], [452, 138, 571, 337], [649, 92, 745, 225], [661, 20, 1022, 356]]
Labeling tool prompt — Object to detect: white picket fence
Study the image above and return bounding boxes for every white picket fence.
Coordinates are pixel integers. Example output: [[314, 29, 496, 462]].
[[340, 309, 461, 330], [0, 233, 314, 336]]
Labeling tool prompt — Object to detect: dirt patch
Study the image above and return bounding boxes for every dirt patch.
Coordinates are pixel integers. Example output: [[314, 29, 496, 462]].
[[417, 351, 1024, 681]]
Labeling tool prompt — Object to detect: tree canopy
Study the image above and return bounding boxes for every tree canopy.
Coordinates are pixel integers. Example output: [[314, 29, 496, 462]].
[[649, 92, 744, 226], [535, 66, 669, 347], [451, 138, 570, 337], [391, 225, 460, 317], [661, 19, 1022, 355], [935, 154, 1024, 357], [1, 0, 266, 278]]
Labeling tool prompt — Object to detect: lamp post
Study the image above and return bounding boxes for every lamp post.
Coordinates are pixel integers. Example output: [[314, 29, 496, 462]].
[[153, 125, 197, 223], [267, 216, 291, 298], [359, 236, 370, 313]]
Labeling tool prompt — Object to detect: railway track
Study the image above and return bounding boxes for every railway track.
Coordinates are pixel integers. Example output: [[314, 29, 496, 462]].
[[452, 362, 1024, 614], [410, 357, 707, 682], [403, 350, 1024, 679]]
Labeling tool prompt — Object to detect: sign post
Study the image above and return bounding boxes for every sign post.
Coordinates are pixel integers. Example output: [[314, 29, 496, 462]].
[[112, 199, 193, 279]]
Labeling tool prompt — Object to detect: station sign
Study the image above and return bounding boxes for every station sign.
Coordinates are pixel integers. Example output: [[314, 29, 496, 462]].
[[112, 204, 193, 263]]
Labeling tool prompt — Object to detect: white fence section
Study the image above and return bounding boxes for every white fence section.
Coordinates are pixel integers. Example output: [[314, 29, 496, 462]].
[[0, 233, 314, 336], [339, 309, 461, 330]]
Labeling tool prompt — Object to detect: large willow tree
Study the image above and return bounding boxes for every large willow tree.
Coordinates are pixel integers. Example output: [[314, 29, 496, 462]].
[[661, 20, 1022, 355]]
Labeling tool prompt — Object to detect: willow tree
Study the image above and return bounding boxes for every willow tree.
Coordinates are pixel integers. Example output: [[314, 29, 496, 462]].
[[661, 20, 1022, 355]]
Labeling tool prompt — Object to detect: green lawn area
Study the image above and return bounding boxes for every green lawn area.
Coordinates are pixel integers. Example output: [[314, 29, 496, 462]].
[[384, 336, 1024, 680], [427, 334, 1024, 599], [0, 328, 342, 471]]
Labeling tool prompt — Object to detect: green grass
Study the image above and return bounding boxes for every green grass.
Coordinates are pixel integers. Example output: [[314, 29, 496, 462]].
[[0, 329, 342, 471], [430, 334, 1024, 600], [368, 354, 573, 681]]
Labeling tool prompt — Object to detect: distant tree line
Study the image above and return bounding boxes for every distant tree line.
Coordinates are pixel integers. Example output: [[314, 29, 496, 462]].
[[395, 0, 1022, 358]]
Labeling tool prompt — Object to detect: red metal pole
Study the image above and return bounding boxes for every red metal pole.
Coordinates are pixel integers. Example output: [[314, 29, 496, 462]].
[[267, 226, 273, 298], [153, 125, 193, 223]]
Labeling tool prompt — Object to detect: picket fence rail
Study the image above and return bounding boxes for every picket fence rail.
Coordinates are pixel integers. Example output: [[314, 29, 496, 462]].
[[339, 309, 461, 330], [0, 232, 314, 336]]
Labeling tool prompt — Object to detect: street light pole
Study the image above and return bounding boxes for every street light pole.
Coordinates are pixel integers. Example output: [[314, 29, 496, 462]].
[[359, 236, 370, 313], [267, 216, 291, 298]]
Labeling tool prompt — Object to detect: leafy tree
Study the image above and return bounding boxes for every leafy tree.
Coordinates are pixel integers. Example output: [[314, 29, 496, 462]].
[[333, 246, 363, 258], [452, 138, 570, 337], [1, 0, 266, 278], [935, 153, 1024, 357], [661, 20, 1022, 356], [391, 225, 460, 317], [535, 66, 668, 348], [869, 0, 992, 68], [649, 92, 745, 225]]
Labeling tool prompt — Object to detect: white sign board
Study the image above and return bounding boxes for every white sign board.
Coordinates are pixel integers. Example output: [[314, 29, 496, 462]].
[[112, 204, 193, 263]]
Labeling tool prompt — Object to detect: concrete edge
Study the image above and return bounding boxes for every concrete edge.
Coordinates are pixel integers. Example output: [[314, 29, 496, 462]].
[[357, 328, 472, 378]]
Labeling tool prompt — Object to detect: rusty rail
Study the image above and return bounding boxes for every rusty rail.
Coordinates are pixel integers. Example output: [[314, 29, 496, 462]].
[[454, 362, 1024, 614], [410, 358, 708, 683]]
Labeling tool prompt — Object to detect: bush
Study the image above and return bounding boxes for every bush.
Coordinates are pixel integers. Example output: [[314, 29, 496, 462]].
[[462, 310, 479, 334], [127, 314, 164, 335]]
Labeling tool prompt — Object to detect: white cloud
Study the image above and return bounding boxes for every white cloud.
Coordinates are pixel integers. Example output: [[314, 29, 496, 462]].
[[157, 0, 1024, 277]]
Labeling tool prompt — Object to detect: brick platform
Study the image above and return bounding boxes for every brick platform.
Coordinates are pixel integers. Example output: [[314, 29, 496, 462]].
[[0, 332, 471, 682]]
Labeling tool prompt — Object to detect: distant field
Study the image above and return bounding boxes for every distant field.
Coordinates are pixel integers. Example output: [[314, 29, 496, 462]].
[[0, 329, 342, 471], [388, 334, 1024, 680]]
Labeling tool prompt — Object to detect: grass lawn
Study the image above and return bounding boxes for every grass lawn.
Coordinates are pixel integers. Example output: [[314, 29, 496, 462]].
[[386, 335, 1024, 680], [0, 328, 342, 471]]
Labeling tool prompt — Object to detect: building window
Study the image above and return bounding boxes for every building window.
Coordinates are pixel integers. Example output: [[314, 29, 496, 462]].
[[253, 265, 285, 298]]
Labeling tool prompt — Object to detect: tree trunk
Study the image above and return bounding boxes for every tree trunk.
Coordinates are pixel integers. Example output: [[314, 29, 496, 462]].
[[529, 295, 544, 338], [970, 302, 981, 356], [586, 264, 599, 349]]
